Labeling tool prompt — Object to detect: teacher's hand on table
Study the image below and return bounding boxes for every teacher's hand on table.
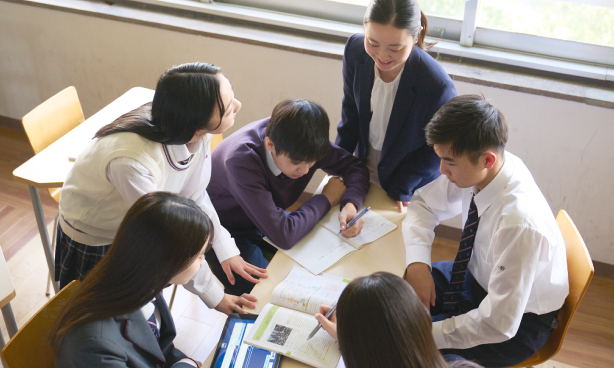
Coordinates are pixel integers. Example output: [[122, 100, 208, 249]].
[[339, 203, 363, 238], [404, 262, 436, 310], [221, 255, 268, 285], [215, 293, 258, 315], [315, 305, 338, 341], [396, 200, 410, 213]]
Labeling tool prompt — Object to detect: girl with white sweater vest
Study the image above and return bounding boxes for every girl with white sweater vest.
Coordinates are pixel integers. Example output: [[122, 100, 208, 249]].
[[56, 62, 266, 314]]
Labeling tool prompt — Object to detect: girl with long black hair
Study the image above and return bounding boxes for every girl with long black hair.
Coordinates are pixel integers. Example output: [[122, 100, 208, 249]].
[[56, 62, 265, 314]]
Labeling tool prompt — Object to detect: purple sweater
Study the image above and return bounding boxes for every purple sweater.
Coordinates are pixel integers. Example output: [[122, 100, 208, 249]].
[[208, 118, 370, 250]]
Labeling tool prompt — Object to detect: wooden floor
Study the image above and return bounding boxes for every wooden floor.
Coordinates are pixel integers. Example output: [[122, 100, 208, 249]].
[[1, 127, 612, 367], [0, 127, 58, 260]]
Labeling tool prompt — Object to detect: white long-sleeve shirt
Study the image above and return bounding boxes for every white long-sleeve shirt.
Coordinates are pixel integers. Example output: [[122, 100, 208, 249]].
[[403, 152, 568, 349], [106, 135, 238, 308]]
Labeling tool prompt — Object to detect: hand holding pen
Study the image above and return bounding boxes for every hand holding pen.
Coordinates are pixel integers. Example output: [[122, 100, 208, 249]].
[[310, 303, 338, 341], [339, 206, 370, 235]]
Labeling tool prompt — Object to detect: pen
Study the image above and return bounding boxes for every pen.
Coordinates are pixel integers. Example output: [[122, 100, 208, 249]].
[[307, 302, 337, 340], [339, 206, 371, 234]]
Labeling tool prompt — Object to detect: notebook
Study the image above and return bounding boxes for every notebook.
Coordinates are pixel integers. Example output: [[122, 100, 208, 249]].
[[264, 208, 396, 275], [243, 266, 348, 368]]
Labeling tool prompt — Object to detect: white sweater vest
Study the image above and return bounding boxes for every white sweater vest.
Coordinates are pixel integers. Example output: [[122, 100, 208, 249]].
[[59, 132, 200, 245]]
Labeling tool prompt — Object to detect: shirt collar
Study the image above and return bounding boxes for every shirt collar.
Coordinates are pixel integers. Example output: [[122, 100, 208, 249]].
[[472, 152, 513, 216], [265, 148, 282, 176], [168, 144, 191, 163]]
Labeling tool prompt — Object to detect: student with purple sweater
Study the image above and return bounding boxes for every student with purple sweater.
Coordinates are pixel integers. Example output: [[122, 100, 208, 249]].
[[207, 99, 370, 295]]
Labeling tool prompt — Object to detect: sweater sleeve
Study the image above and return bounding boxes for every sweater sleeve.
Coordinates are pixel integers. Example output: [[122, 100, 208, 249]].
[[318, 142, 370, 211], [225, 155, 332, 250]]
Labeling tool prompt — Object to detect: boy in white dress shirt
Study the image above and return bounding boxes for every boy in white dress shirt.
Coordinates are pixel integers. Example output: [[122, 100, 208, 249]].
[[402, 95, 569, 367]]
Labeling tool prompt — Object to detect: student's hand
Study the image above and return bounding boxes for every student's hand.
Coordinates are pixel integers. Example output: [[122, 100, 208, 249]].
[[339, 203, 363, 238], [396, 201, 410, 213], [322, 177, 346, 207], [178, 358, 201, 367], [221, 255, 268, 285], [404, 263, 436, 310], [315, 305, 338, 341], [214, 293, 257, 315]]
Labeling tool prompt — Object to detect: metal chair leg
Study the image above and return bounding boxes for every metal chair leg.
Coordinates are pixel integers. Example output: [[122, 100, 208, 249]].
[[46, 214, 59, 297], [168, 284, 178, 310]]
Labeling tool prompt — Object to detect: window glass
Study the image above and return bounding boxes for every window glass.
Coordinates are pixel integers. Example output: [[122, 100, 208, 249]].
[[478, 0, 614, 47], [419, 0, 465, 20], [324, 0, 465, 20]]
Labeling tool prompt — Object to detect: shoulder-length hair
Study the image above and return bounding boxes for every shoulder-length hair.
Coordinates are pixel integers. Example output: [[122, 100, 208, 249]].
[[337, 272, 448, 368], [95, 62, 226, 145], [50, 192, 213, 350], [364, 0, 434, 51]]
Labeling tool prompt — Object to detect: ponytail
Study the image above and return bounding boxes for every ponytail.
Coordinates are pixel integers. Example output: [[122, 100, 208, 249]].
[[418, 10, 437, 51]]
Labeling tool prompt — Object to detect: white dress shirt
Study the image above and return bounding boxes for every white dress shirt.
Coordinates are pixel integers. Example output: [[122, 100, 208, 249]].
[[106, 134, 236, 308], [403, 152, 569, 349], [367, 65, 404, 186]]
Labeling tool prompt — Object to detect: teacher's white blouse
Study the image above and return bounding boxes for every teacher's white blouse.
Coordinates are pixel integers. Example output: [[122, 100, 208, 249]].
[[367, 65, 404, 186]]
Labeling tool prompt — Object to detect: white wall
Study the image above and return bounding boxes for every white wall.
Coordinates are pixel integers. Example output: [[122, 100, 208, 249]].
[[2, 1, 613, 264]]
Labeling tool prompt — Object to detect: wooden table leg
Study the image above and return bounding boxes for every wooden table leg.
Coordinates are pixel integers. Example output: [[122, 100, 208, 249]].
[[28, 186, 59, 293]]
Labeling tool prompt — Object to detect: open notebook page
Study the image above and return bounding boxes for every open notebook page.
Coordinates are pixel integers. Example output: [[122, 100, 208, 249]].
[[244, 303, 341, 368], [270, 266, 350, 315], [264, 225, 356, 275], [318, 208, 397, 249]]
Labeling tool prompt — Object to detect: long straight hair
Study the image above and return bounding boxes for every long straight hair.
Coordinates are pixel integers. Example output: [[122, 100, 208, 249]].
[[364, 0, 433, 51], [337, 272, 449, 368], [50, 192, 213, 350], [95, 62, 226, 145]]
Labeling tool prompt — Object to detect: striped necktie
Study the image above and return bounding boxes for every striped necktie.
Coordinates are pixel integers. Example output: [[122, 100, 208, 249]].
[[442, 195, 480, 312], [147, 309, 160, 341]]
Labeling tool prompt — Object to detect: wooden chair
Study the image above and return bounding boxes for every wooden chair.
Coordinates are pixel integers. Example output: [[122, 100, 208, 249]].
[[168, 133, 224, 310], [21, 87, 84, 295], [510, 210, 594, 367], [1, 280, 80, 368]]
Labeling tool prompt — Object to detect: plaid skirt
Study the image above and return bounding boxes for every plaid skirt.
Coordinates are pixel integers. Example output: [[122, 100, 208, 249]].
[[54, 222, 110, 289]]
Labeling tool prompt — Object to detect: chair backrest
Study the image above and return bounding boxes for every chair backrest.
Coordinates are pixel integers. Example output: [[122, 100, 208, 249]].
[[21, 86, 84, 155], [210, 133, 223, 152], [1, 280, 81, 368], [513, 209, 594, 367]]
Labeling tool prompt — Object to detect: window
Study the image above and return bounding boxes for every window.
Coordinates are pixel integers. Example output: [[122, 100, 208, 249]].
[[216, 0, 613, 68]]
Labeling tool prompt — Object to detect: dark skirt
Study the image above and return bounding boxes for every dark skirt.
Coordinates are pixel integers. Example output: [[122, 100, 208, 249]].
[[54, 222, 110, 289]]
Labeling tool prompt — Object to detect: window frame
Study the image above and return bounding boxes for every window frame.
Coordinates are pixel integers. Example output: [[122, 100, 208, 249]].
[[217, 0, 614, 68]]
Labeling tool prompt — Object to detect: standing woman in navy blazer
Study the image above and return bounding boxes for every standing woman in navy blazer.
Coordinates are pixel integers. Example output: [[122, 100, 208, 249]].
[[336, 0, 457, 212]]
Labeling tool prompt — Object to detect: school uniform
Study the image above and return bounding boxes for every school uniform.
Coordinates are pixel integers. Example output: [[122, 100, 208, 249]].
[[402, 152, 569, 367], [55, 294, 195, 368], [57, 104, 236, 308], [207, 118, 370, 295], [336, 33, 457, 201]]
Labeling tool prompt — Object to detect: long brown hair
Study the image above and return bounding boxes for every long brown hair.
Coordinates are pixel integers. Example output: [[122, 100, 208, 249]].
[[364, 0, 435, 51], [95, 62, 226, 145], [337, 272, 448, 368], [50, 192, 213, 350]]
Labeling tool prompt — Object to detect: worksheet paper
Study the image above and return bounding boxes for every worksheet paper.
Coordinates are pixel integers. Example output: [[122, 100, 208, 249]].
[[270, 266, 350, 315], [318, 208, 397, 248], [265, 206, 396, 275]]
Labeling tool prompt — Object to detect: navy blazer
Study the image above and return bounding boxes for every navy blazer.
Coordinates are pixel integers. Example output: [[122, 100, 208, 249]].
[[336, 33, 457, 201], [55, 294, 194, 368]]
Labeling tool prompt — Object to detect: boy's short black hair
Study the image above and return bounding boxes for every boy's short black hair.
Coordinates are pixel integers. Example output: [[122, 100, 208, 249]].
[[425, 94, 508, 164], [265, 99, 330, 163]]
